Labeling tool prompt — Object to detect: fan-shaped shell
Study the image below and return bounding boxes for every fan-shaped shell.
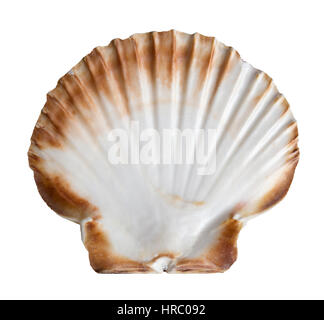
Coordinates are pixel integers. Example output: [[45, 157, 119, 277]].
[[28, 30, 299, 273]]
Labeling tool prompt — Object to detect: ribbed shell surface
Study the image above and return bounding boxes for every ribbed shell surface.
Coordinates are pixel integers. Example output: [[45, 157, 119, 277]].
[[28, 31, 299, 273]]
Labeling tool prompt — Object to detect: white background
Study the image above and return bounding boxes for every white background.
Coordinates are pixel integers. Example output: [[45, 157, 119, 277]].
[[0, 0, 323, 299]]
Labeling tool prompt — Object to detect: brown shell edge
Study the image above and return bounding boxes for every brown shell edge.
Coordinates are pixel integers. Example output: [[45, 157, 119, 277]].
[[84, 220, 153, 273], [174, 219, 243, 273]]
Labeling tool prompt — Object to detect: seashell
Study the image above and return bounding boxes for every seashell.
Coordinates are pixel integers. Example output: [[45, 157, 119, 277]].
[[28, 30, 299, 273]]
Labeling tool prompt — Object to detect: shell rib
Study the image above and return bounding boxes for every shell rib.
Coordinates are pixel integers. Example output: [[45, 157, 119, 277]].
[[28, 30, 299, 273]]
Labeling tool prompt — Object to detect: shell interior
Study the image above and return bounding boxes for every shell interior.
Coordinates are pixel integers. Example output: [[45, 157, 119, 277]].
[[29, 30, 299, 273]]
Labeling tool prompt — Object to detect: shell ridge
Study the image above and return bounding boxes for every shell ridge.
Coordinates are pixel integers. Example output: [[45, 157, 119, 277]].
[[171, 33, 196, 196], [81, 55, 113, 129], [151, 31, 161, 132], [102, 42, 131, 117], [113, 39, 135, 119], [201, 47, 236, 124], [128, 35, 166, 194], [148, 32, 163, 189], [181, 37, 216, 200], [166, 30, 177, 193]]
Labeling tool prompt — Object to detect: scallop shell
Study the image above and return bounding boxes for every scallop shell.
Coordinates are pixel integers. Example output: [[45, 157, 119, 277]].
[[28, 30, 299, 273]]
